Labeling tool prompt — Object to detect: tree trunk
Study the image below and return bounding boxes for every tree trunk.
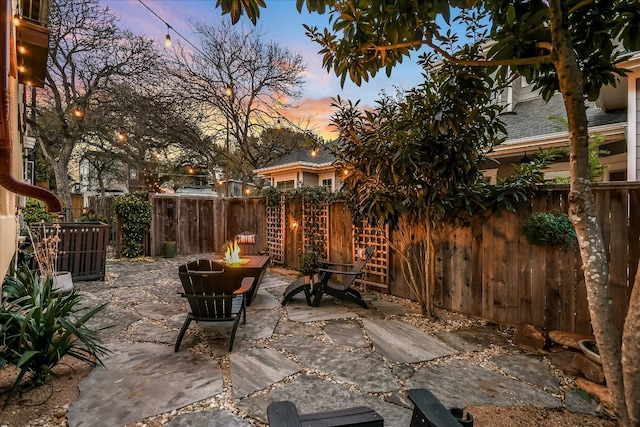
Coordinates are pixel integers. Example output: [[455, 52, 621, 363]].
[[425, 220, 436, 318], [622, 263, 640, 425], [53, 161, 73, 222], [548, 1, 629, 424]]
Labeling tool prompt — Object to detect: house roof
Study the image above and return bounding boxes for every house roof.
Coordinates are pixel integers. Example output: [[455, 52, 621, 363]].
[[255, 143, 336, 174], [501, 94, 627, 142]]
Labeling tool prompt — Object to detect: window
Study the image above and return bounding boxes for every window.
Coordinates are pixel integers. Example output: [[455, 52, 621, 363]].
[[276, 180, 295, 190], [322, 178, 332, 190]]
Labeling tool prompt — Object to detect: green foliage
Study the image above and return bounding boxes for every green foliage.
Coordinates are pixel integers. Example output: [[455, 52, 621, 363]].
[[298, 244, 323, 276], [263, 186, 283, 208], [114, 193, 152, 258], [333, 62, 510, 232], [522, 212, 577, 247], [22, 198, 58, 228], [264, 184, 341, 208], [492, 148, 560, 212], [0, 266, 109, 406]]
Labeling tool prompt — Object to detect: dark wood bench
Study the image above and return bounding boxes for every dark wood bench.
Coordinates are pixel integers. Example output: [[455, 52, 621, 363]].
[[267, 401, 384, 427], [408, 389, 473, 427]]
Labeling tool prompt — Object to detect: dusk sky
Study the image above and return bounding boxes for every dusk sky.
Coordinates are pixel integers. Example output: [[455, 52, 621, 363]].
[[99, 0, 427, 138]]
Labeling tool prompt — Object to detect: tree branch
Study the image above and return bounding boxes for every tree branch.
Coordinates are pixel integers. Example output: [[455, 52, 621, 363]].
[[369, 38, 554, 67]]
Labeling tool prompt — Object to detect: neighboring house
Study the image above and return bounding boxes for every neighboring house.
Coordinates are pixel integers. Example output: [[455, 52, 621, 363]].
[[78, 155, 129, 207], [1, 0, 61, 279], [254, 144, 342, 191], [483, 63, 633, 183]]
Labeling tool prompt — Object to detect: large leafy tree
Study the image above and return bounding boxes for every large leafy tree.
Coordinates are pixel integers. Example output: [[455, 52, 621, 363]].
[[29, 0, 161, 221], [216, 0, 640, 424], [333, 61, 551, 317]]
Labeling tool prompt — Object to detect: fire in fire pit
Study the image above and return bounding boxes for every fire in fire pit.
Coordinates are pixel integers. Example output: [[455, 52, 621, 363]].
[[224, 240, 248, 265]]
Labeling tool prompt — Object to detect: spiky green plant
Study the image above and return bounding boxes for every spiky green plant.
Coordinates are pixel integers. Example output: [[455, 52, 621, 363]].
[[0, 266, 109, 406]]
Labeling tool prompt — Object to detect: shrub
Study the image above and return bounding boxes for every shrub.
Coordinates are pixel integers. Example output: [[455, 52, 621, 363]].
[[22, 198, 58, 228], [0, 267, 109, 406], [522, 211, 577, 247], [114, 193, 152, 258]]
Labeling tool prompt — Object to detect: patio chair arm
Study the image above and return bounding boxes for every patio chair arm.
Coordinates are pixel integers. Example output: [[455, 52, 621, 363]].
[[319, 268, 362, 276], [234, 277, 255, 295], [320, 260, 354, 268]]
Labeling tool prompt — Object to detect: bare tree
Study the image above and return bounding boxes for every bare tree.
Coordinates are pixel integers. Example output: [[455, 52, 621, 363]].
[[166, 20, 307, 193], [28, 0, 162, 220]]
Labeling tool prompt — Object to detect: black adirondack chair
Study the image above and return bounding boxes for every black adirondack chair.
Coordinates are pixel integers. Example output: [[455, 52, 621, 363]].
[[175, 259, 254, 352], [311, 245, 375, 309], [282, 245, 375, 309]]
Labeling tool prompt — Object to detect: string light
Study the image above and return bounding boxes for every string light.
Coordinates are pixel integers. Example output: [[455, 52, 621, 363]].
[[13, 9, 21, 27], [165, 24, 172, 48], [137, 0, 204, 55]]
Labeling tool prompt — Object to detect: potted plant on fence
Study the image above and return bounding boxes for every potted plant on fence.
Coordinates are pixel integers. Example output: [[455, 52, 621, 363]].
[[27, 223, 73, 294]]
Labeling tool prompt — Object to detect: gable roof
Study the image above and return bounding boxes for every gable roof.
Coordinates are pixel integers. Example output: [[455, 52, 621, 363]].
[[255, 143, 336, 174], [502, 94, 627, 142]]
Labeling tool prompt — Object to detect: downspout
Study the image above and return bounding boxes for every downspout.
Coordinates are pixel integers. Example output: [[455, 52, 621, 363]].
[[0, 2, 61, 212]]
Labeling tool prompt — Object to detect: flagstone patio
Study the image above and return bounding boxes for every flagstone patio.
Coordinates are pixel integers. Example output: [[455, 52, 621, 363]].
[[64, 254, 603, 426]]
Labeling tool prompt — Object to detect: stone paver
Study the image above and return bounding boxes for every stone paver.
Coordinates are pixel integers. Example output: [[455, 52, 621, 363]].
[[436, 327, 511, 352], [272, 335, 400, 393], [492, 352, 560, 393], [406, 359, 563, 409], [324, 319, 369, 348], [364, 319, 458, 363], [230, 347, 301, 398], [68, 343, 223, 427], [285, 299, 356, 322]]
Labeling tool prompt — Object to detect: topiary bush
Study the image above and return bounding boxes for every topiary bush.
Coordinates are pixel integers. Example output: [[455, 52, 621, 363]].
[[0, 266, 109, 406], [114, 193, 152, 258], [522, 211, 577, 247]]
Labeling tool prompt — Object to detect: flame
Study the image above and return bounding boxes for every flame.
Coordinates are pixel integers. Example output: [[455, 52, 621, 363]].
[[224, 240, 242, 264]]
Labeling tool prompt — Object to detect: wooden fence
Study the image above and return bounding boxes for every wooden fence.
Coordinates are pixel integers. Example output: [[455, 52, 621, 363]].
[[149, 195, 266, 257], [139, 184, 639, 334], [34, 222, 110, 281]]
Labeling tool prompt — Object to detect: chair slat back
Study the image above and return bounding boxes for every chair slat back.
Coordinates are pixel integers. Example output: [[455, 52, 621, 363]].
[[178, 261, 243, 321], [341, 245, 375, 288]]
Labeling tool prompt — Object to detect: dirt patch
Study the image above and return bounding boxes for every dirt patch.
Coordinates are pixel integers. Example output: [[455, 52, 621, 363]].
[[0, 356, 94, 427]]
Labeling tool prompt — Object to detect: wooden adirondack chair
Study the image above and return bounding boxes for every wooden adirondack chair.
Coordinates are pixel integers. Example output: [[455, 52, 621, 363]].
[[175, 259, 254, 352], [310, 245, 375, 309]]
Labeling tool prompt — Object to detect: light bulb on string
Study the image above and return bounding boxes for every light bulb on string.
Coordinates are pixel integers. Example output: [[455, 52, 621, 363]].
[[165, 24, 172, 48], [13, 10, 21, 26]]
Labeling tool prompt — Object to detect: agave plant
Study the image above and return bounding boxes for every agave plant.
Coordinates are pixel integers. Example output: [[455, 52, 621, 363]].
[[0, 266, 109, 406]]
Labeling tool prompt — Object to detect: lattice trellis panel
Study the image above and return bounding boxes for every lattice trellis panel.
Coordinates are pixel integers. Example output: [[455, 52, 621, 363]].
[[266, 196, 285, 264], [301, 196, 328, 260], [353, 222, 389, 292]]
